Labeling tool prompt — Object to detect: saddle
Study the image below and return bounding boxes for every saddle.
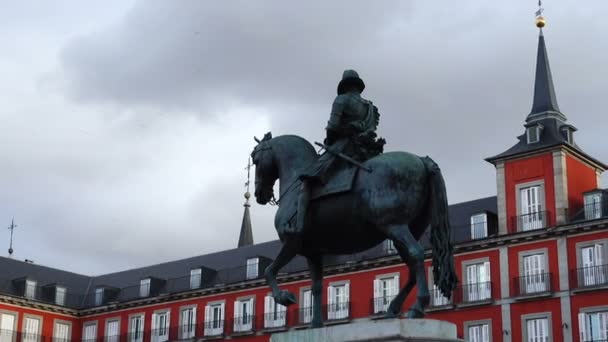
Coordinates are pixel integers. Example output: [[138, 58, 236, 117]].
[[310, 163, 359, 201]]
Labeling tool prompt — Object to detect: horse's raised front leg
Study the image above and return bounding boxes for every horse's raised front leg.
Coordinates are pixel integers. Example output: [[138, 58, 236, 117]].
[[264, 239, 298, 306], [385, 224, 429, 319], [306, 255, 323, 328]]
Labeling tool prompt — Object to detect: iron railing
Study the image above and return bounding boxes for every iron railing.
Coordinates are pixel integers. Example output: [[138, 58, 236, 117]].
[[429, 288, 453, 307], [202, 319, 225, 337], [573, 265, 608, 289], [513, 272, 552, 296], [370, 296, 395, 314], [297, 307, 313, 325], [510, 211, 550, 233], [326, 302, 350, 321], [232, 315, 255, 333], [454, 281, 493, 304], [263, 311, 287, 329]]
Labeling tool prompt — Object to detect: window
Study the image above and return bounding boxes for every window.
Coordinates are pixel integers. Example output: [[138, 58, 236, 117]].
[[180, 306, 197, 339], [24, 280, 36, 299], [105, 320, 120, 342], [431, 284, 450, 307], [204, 302, 224, 336], [327, 283, 350, 320], [152, 311, 170, 342], [300, 289, 313, 324], [129, 315, 144, 342], [565, 128, 574, 144], [246, 258, 259, 279], [190, 268, 202, 289], [82, 323, 97, 342], [55, 287, 66, 306], [585, 193, 603, 220], [527, 126, 540, 144], [466, 322, 490, 342], [373, 274, 399, 313], [580, 243, 607, 287], [234, 297, 254, 332], [139, 278, 150, 297], [264, 295, 287, 328], [524, 317, 549, 342], [471, 213, 488, 239], [23, 317, 40, 342], [94, 288, 104, 306], [384, 239, 397, 254], [579, 310, 608, 341], [519, 185, 543, 231], [521, 253, 548, 294], [53, 322, 70, 342], [464, 261, 491, 302], [0, 313, 16, 342]]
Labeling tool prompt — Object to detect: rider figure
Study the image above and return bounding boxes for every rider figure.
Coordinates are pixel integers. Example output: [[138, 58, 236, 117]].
[[294, 70, 384, 232]]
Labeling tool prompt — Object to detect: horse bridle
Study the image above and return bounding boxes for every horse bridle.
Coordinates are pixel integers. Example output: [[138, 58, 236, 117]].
[[251, 142, 300, 207]]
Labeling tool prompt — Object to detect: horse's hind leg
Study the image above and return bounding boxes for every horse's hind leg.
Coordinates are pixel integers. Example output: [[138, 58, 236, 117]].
[[385, 259, 416, 318], [264, 238, 298, 306], [306, 255, 323, 328], [385, 224, 429, 319]]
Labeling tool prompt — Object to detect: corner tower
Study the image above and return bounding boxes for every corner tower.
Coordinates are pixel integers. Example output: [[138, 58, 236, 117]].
[[486, 15, 606, 234]]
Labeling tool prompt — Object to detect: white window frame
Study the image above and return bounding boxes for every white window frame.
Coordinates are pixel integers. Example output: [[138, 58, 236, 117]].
[[464, 319, 491, 342], [522, 313, 551, 342], [585, 193, 603, 220], [577, 240, 607, 287], [384, 239, 397, 254], [105, 319, 120, 342], [179, 305, 197, 339], [190, 268, 202, 289], [233, 296, 255, 332], [519, 249, 549, 295], [139, 278, 151, 297], [22, 315, 42, 342], [300, 288, 313, 324], [579, 306, 608, 342], [0, 310, 18, 342], [373, 273, 400, 313], [94, 288, 104, 306], [128, 314, 144, 342], [82, 322, 97, 342], [462, 259, 491, 302], [53, 320, 71, 342], [204, 301, 225, 337], [24, 280, 36, 299], [55, 287, 66, 306], [263, 294, 287, 329], [527, 126, 541, 144], [151, 310, 170, 342], [471, 213, 488, 239], [246, 258, 259, 280], [516, 181, 545, 232], [327, 281, 350, 320]]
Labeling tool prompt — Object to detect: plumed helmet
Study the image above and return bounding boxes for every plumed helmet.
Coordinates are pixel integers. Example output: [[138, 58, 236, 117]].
[[337, 69, 365, 95]]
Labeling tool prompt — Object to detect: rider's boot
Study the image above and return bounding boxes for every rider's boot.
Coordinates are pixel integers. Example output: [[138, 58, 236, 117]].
[[295, 181, 310, 232]]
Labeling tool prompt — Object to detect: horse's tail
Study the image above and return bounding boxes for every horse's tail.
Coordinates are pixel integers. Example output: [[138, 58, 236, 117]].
[[422, 156, 458, 299]]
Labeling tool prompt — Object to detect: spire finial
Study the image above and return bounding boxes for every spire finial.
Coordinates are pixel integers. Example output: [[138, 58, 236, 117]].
[[244, 158, 252, 204], [535, 0, 546, 28], [7, 218, 17, 257]]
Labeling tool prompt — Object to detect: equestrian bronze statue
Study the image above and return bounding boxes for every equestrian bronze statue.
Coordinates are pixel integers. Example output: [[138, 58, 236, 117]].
[[250, 70, 458, 328]]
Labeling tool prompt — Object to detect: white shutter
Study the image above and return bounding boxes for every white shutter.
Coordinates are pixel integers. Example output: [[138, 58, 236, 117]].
[[327, 286, 335, 320], [264, 296, 272, 328], [83, 324, 96, 341], [373, 279, 380, 313], [204, 305, 211, 335], [234, 301, 241, 331], [579, 313, 588, 341], [278, 301, 287, 326], [393, 275, 400, 296], [344, 283, 350, 318], [482, 324, 489, 342], [1, 314, 15, 335], [54, 322, 69, 341], [219, 303, 225, 331], [151, 313, 157, 339]]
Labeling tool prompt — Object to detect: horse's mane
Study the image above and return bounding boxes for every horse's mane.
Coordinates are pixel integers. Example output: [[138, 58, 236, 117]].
[[276, 134, 318, 158]]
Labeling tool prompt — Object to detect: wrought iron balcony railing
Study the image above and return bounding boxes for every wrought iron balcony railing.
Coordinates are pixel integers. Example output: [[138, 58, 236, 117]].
[[454, 281, 493, 304], [513, 272, 553, 296], [203, 319, 225, 337], [263, 311, 287, 329], [326, 302, 351, 321], [510, 211, 550, 233], [429, 288, 453, 308], [574, 264, 608, 289], [232, 315, 255, 333], [370, 296, 396, 314]]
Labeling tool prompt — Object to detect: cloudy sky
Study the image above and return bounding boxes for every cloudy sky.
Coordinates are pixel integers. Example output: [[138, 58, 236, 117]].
[[1, 1, 606, 275]]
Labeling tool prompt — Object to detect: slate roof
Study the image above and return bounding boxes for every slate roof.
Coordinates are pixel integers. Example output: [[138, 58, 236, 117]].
[[0, 196, 498, 308]]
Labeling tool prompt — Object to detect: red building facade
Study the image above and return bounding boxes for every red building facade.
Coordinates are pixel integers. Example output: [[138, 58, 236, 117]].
[[1, 22, 607, 342]]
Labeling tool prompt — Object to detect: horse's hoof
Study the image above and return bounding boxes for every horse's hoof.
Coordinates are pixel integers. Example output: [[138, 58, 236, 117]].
[[407, 308, 425, 319], [311, 321, 324, 329], [384, 310, 400, 319], [276, 290, 297, 306]]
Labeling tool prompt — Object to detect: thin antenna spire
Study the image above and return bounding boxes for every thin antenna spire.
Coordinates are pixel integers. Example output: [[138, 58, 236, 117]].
[[244, 158, 252, 195], [8, 218, 17, 257]]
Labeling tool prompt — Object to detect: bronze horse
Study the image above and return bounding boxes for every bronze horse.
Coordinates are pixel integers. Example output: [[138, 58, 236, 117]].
[[251, 133, 457, 328]]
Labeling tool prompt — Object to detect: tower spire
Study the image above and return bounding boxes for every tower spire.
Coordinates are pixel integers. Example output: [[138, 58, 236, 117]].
[[8, 218, 17, 257], [527, 1, 567, 123], [238, 159, 254, 248]]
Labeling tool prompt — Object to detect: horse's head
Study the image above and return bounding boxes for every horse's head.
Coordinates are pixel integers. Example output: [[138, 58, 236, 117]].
[[251, 132, 278, 205]]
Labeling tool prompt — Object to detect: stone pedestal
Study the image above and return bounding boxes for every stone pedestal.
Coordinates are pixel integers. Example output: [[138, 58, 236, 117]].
[[270, 318, 463, 342]]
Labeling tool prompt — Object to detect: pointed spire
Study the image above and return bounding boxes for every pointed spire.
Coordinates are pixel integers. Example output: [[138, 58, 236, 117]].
[[238, 159, 254, 248], [527, 11, 567, 122]]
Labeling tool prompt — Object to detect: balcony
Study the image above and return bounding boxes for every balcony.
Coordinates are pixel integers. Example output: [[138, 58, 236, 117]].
[[297, 307, 313, 325], [203, 320, 225, 338], [370, 296, 395, 315], [454, 282, 493, 305], [232, 315, 255, 335], [510, 211, 550, 233], [326, 302, 350, 321], [263, 311, 287, 330], [428, 288, 453, 309], [573, 265, 608, 290], [513, 273, 553, 297]]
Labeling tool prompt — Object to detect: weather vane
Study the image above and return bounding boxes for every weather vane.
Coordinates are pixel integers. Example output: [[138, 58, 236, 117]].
[[8, 218, 17, 257], [244, 158, 252, 202]]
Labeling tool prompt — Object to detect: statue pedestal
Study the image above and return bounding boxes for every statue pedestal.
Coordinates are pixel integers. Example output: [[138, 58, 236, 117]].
[[270, 318, 463, 342]]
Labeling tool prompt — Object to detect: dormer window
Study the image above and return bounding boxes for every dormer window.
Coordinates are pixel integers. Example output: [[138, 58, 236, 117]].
[[470, 213, 488, 239], [384, 239, 397, 254], [246, 258, 259, 279], [25, 279, 36, 299], [140, 278, 151, 297], [584, 192, 604, 220], [55, 286, 66, 306], [527, 126, 541, 144], [190, 268, 202, 289], [95, 288, 104, 305]]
